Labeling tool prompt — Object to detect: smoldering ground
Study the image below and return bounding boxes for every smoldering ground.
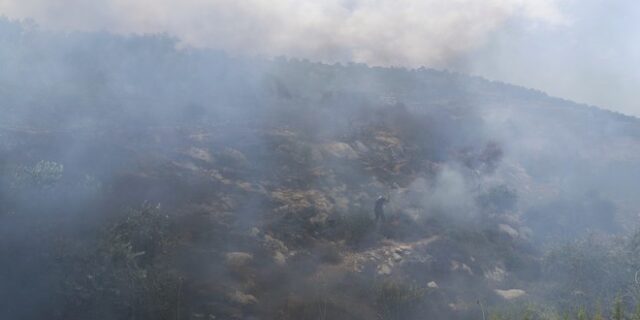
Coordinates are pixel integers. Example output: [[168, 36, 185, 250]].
[[1, 15, 640, 320]]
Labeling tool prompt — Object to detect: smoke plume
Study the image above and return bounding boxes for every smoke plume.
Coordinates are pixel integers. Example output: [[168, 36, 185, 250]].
[[0, 0, 566, 67]]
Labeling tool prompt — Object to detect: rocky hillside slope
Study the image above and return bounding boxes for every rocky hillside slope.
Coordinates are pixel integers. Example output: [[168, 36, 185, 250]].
[[2, 19, 640, 319]]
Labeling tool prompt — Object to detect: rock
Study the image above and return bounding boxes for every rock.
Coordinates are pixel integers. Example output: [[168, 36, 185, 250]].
[[186, 147, 214, 163], [225, 252, 253, 268], [377, 264, 392, 275], [427, 281, 439, 289], [484, 266, 506, 282], [309, 211, 329, 225], [392, 252, 402, 262], [374, 133, 402, 146], [273, 251, 287, 266], [572, 290, 585, 297], [494, 289, 526, 300], [448, 302, 468, 311], [353, 140, 369, 153], [498, 224, 520, 239], [192, 314, 217, 319], [229, 290, 258, 305], [323, 142, 358, 159], [451, 260, 473, 275]]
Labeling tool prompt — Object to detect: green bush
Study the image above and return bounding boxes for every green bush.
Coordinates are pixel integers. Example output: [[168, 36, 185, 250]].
[[55, 203, 182, 320]]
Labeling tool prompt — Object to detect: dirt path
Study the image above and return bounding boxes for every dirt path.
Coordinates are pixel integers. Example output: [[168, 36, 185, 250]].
[[314, 235, 441, 279]]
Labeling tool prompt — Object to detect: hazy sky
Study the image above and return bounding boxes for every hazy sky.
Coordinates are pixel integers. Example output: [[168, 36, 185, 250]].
[[461, 0, 640, 116], [0, 0, 637, 115]]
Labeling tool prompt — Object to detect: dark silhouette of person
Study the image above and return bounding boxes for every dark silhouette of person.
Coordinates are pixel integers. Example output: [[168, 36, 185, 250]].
[[374, 196, 388, 222]]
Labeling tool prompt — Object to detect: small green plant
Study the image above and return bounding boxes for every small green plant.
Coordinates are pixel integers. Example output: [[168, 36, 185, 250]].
[[577, 307, 588, 320], [55, 203, 180, 320], [633, 299, 640, 320], [593, 304, 603, 320], [488, 313, 503, 320], [613, 296, 624, 320]]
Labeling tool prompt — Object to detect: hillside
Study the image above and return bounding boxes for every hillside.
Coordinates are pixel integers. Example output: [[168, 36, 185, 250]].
[[2, 19, 640, 319]]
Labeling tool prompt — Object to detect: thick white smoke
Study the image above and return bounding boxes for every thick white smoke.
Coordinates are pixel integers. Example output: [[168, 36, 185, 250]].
[[0, 0, 566, 67]]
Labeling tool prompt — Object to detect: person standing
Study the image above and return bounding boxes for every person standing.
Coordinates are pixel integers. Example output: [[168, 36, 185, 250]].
[[374, 195, 388, 223]]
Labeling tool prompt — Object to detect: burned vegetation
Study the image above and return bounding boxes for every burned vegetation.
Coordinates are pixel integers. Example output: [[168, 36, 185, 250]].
[[2, 19, 640, 319]]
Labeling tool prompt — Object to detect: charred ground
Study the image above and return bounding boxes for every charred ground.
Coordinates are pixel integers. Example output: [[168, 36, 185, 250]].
[[2, 19, 640, 319]]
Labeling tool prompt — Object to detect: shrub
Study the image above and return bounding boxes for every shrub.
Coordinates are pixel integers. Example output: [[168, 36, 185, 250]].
[[542, 234, 631, 309], [55, 203, 182, 320], [576, 307, 587, 320], [12, 160, 64, 189], [374, 280, 426, 320], [333, 209, 376, 246], [612, 297, 624, 320]]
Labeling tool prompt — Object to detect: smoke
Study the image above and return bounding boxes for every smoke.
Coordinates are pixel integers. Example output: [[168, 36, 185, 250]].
[[0, 0, 566, 67], [1, 13, 639, 318], [396, 167, 476, 221], [5, 0, 640, 117]]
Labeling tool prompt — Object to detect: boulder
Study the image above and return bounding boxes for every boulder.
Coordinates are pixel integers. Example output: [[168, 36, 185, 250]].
[[323, 142, 358, 159], [229, 290, 258, 305], [225, 252, 254, 269], [494, 289, 526, 300]]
